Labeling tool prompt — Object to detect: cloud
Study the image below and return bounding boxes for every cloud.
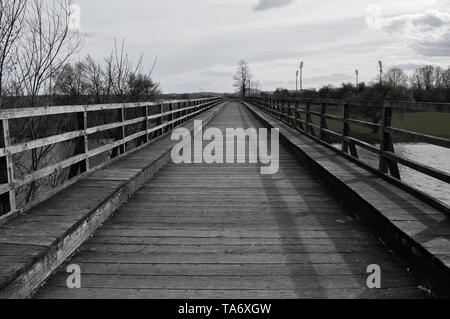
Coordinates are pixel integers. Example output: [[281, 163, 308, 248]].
[[385, 10, 450, 56], [254, 0, 296, 11], [367, 8, 450, 56], [413, 32, 450, 56], [383, 10, 450, 34], [366, 4, 382, 30]]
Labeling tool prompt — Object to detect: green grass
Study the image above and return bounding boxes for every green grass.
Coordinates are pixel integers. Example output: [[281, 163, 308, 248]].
[[308, 109, 450, 144], [393, 112, 450, 139]]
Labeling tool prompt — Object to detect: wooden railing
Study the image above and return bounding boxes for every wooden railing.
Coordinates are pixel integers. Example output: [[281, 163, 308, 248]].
[[246, 96, 450, 199], [0, 97, 223, 219]]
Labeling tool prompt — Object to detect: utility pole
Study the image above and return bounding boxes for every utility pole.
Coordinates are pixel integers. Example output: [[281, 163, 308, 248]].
[[299, 61, 304, 92], [355, 69, 359, 87], [296, 70, 299, 92]]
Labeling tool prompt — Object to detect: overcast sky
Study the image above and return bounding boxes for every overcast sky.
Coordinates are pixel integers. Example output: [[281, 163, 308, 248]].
[[74, 0, 450, 93]]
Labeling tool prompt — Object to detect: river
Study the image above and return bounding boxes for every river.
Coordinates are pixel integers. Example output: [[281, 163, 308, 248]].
[[332, 143, 450, 206]]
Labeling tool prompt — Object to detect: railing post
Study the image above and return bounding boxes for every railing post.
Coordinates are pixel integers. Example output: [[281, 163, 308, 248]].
[[178, 101, 183, 126], [143, 105, 149, 145], [120, 106, 126, 154], [342, 103, 358, 158], [306, 102, 315, 137], [169, 103, 174, 131], [159, 103, 165, 136], [296, 101, 305, 131], [379, 103, 401, 179], [289, 100, 295, 126], [283, 99, 288, 122], [280, 99, 285, 120], [287, 100, 293, 126], [320, 102, 328, 141], [275, 99, 280, 119], [279, 100, 284, 121], [69, 110, 89, 177], [278, 99, 282, 119], [293, 101, 298, 129], [0, 119, 16, 214], [273, 98, 277, 116], [82, 110, 90, 171], [342, 103, 350, 154]]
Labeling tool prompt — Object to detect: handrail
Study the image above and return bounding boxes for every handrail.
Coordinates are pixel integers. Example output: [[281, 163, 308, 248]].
[[256, 97, 450, 112], [246, 96, 450, 192], [0, 97, 224, 218]]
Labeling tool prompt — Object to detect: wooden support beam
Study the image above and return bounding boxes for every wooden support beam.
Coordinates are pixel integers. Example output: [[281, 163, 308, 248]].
[[379, 105, 401, 179], [0, 119, 16, 215], [342, 104, 358, 158]]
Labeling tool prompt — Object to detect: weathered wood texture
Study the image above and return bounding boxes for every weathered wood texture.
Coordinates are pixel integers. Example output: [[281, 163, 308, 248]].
[[35, 103, 425, 299], [0, 103, 225, 299], [0, 98, 222, 221], [244, 101, 450, 298], [247, 97, 450, 193]]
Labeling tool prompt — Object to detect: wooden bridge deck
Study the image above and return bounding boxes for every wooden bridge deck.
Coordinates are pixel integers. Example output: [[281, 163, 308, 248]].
[[34, 102, 426, 299]]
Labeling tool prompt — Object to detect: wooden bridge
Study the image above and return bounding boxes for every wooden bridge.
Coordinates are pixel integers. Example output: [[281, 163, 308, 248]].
[[0, 97, 449, 299]]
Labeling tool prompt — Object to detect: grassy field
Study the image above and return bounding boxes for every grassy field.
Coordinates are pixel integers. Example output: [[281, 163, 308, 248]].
[[307, 106, 450, 144]]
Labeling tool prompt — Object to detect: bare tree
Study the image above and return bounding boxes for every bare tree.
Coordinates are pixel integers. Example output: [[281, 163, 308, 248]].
[[410, 65, 437, 91], [15, 0, 82, 106], [81, 55, 104, 104], [53, 61, 85, 103], [105, 39, 142, 102], [11, 0, 83, 203], [0, 0, 27, 109], [233, 60, 252, 97], [383, 68, 408, 87]]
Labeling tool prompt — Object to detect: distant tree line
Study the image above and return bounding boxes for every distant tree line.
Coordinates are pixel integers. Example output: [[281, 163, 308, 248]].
[[270, 65, 450, 103], [51, 40, 160, 106]]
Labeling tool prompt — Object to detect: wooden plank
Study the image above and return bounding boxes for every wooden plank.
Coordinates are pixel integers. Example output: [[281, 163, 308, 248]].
[[12, 154, 87, 188], [31, 102, 426, 300], [345, 118, 380, 131], [0, 101, 226, 299], [48, 261, 406, 277], [245, 101, 450, 298], [0, 99, 219, 120], [383, 151, 450, 183], [0, 130, 85, 157], [79, 243, 387, 255], [43, 274, 418, 290], [35, 287, 427, 299], [385, 127, 450, 149]]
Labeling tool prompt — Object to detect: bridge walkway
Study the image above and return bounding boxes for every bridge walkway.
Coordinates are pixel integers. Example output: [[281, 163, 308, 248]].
[[34, 102, 426, 299]]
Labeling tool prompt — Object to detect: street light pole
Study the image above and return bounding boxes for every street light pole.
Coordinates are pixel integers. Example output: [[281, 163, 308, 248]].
[[296, 70, 299, 92], [300, 61, 304, 92]]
